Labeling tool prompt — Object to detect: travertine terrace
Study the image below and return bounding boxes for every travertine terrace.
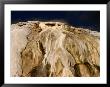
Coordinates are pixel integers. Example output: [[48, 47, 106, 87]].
[[11, 21, 100, 77]]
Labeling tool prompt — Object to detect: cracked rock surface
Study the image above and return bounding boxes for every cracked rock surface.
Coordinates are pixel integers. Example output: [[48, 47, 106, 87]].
[[11, 21, 100, 77]]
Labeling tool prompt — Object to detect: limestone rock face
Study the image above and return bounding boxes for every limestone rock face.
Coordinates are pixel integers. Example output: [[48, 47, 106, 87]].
[[11, 21, 100, 77]]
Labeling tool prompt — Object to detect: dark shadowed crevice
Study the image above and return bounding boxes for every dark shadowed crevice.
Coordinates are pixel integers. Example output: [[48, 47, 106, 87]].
[[39, 41, 45, 55], [28, 66, 38, 77], [45, 63, 51, 76], [27, 65, 47, 77], [84, 62, 94, 76], [45, 23, 55, 26], [94, 64, 100, 72], [74, 64, 81, 77]]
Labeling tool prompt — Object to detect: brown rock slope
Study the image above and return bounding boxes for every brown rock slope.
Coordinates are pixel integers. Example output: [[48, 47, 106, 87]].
[[11, 21, 100, 77]]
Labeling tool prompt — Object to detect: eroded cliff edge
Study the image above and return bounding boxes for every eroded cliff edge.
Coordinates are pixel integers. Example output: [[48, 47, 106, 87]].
[[11, 21, 100, 77]]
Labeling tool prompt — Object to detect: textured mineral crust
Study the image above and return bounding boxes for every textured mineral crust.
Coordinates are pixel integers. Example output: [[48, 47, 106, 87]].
[[11, 21, 100, 77]]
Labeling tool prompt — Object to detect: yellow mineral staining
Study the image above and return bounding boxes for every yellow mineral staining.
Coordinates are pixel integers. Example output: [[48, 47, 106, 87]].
[[11, 21, 100, 77]]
